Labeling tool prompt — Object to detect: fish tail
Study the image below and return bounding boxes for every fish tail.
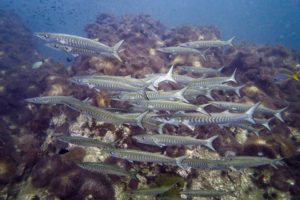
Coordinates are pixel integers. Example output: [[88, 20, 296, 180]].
[[175, 155, 187, 169], [204, 88, 214, 100], [135, 111, 149, 129], [196, 106, 209, 115], [112, 40, 124, 62], [174, 86, 189, 103], [274, 106, 288, 122], [164, 65, 176, 83], [217, 66, 225, 73], [228, 36, 235, 46], [234, 84, 245, 97], [203, 135, 218, 151], [245, 102, 261, 124], [262, 117, 273, 131], [270, 158, 285, 169], [227, 68, 237, 83]]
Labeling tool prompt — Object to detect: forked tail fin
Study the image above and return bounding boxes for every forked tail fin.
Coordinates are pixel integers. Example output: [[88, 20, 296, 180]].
[[112, 40, 124, 62], [227, 68, 237, 83], [274, 106, 288, 122], [245, 102, 261, 124], [203, 135, 218, 151], [227, 36, 235, 46], [234, 84, 245, 97]]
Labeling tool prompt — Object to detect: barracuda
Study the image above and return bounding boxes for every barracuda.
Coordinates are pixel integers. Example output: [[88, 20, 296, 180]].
[[177, 156, 284, 170], [129, 99, 208, 115], [177, 65, 224, 76], [78, 162, 137, 179], [188, 68, 237, 89], [179, 37, 235, 49], [57, 135, 114, 150], [155, 103, 260, 131], [206, 101, 288, 122], [156, 46, 206, 59], [70, 78, 146, 92], [132, 134, 218, 151], [25, 96, 77, 105], [112, 87, 213, 102], [112, 87, 189, 102], [34, 32, 109, 49], [209, 84, 244, 97], [106, 148, 178, 165], [34, 32, 124, 62]]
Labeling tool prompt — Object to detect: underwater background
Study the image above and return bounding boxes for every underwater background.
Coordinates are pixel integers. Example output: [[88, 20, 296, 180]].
[[0, 0, 300, 200]]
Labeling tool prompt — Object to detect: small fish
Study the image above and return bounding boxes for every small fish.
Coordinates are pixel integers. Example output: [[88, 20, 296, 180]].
[[57, 135, 114, 150], [179, 37, 235, 49], [132, 134, 218, 151], [177, 65, 224, 76], [127, 182, 178, 196], [156, 46, 206, 59], [181, 189, 235, 198], [205, 101, 288, 122], [78, 162, 137, 179], [32, 59, 48, 69], [273, 71, 300, 82], [177, 156, 284, 170], [188, 68, 237, 89], [129, 99, 208, 115]]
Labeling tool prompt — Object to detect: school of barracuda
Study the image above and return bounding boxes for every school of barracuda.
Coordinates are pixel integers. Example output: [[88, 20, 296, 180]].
[[26, 32, 287, 198]]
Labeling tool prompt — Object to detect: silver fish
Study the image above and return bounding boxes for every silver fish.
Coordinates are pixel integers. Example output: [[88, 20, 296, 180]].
[[156, 46, 206, 59], [112, 87, 189, 103], [205, 101, 288, 122], [179, 37, 235, 49], [188, 69, 237, 89], [208, 84, 244, 97], [78, 162, 137, 179], [129, 99, 208, 115], [57, 135, 114, 150], [177, 65, 224, 76], [25, 96, 77, 105], [178, 156, 284, 170], [132, 134, 218, 151], [156, 103, 260, 131], [34, 32, 109, 49], [70, 77, 145, 92], [34, 32, 124, 62], [63, 98, 147, 129], [46, 43, 110, 58], [106, 148, 179, 165]]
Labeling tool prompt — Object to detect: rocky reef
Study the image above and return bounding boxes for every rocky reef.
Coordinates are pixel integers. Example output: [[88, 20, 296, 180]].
[[0, 10, 300, 200]]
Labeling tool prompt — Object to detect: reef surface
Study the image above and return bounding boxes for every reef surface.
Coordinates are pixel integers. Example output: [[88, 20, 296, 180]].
[[0, 11, 300, 200]]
